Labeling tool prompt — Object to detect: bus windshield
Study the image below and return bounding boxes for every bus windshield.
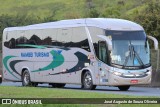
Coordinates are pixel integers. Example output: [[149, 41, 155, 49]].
[[105, 30, 150, 69]]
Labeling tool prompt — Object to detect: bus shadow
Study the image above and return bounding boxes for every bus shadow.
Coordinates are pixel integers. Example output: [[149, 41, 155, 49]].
[[28, 85, 144, 93], [62, 86, 144, 93], [64, 86, 119, 92]]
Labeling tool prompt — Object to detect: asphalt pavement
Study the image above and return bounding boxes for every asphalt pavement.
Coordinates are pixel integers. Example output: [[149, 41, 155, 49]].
[[0, 81, 160, 97]]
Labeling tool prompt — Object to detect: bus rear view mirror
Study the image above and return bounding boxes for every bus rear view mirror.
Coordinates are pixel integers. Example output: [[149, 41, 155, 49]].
[[147, 36, 159, 50], [97, 35, 112, 50]]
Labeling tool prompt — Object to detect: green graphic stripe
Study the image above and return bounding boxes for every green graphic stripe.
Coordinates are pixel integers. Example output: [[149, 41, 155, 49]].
[[32, 50, 64, 72], [3, 56, 19, 79], [17, 44, 46, 49]]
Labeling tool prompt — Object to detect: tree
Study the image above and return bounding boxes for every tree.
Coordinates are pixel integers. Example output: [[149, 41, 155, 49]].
[[133, 1, 160, 42], [88, 8, 100, 18], [0, 14, 43, 41], [102, 7, 120, 18]]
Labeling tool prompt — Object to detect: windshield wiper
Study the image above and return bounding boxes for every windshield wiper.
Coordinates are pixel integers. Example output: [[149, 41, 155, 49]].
[[122, 42, 145, 69], [132, 45, 145, 68]]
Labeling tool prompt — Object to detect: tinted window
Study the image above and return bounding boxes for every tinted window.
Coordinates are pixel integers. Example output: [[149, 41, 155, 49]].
[[57, 28, 72, 47], [98, 41, 109, 64], [88, 27, 105, 56], [41, 29, 57, 46], [105, 30, 146, 40], [4, 31, 16, 49], [72, 27, 90, 52], [29, 29, 43, 45]]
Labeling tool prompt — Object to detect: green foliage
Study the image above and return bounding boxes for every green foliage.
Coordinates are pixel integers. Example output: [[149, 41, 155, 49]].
[[87, 8, 100, 18], [0, 86, 147, 98], [0, 14, 44, 40], [101, 7, 121, 18], [133, 1, 160, 42], [0, 86, 159, 107], [0, 0, 160, 44]]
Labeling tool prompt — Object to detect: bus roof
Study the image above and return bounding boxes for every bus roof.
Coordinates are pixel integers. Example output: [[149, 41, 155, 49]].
[[4, 18, 144, 31]]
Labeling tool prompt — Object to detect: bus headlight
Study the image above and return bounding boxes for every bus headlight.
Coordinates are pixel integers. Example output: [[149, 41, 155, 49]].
[[113, 71, 122, 76], [146, 70, 151, 75]]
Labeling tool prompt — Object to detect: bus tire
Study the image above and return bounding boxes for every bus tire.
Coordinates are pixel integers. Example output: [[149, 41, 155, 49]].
[[51, 83, 65, 88], [0, 77, 2, 84], [118, 85, 130, 91], [31, 82, 38, 87], [56, 83, 65, 88], [82, 71, 96, 90], [22, 70, 31, 86]]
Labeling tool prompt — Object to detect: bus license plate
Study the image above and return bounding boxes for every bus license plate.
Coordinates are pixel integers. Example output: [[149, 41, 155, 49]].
[[130, 80, 138, 84]]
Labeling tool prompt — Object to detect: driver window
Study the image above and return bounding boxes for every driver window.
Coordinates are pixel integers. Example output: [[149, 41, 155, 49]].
[[98, 41, 108, 64]]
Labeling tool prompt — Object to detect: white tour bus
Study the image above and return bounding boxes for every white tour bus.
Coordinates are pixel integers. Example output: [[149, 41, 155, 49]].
[[2, 18, 158, 91]]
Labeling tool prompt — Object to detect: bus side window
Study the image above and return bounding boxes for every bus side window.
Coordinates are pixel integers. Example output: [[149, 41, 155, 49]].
[[57, 28, 72, 47], [41, 29, 57, 46], [29, 29, 43, 46], [72, 27, 90, 52], [8, 38, 16, 49], [4, 31, 16, 49], [98, 41, 108, 64], [16, 31, 24, 48]]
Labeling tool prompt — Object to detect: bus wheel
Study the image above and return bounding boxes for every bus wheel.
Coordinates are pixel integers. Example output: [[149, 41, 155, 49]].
[[56, 83, 65, 88], [118, 85, 130, 91], [83, 71, 96, 90], [51, 83, 65, 88], [22, 70, 31, 86], [31, 82, 38, 87], [0, 76, 2, 84]]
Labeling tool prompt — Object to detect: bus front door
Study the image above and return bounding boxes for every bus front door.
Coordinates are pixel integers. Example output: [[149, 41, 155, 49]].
[[98, 41, 109, 85]]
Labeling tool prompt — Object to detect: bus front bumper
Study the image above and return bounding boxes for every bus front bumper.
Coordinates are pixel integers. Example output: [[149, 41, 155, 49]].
[[108, 71, 151, 86]]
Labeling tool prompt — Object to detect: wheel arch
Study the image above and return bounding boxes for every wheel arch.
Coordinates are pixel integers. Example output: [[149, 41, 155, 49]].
[[81, 68, 95, 85], [21, 66, 32, 81]]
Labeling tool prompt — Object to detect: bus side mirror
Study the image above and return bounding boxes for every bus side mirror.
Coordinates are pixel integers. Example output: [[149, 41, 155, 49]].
[[147, 36, 159, 50], [97, 35, 112, 50]]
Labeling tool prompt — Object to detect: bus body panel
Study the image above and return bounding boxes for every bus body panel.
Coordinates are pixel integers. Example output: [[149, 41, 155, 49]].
[[2, 18, 152, 87], [3, 46, 94, 84]]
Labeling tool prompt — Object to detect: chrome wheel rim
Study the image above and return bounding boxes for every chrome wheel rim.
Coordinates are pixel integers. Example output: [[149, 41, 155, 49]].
[[84, 73, 92, 87], [24, 73, 29, 85]]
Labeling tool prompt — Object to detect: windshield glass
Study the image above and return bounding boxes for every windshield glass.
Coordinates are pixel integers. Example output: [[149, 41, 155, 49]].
[[105, 30, 150, 68]]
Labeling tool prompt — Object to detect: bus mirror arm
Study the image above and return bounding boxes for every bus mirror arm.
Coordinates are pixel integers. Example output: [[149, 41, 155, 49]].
[[147, 36, 159, 50], [107, 41, 112, 51], [148, 35, 159, 71], [97, 35, 112, 50]]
